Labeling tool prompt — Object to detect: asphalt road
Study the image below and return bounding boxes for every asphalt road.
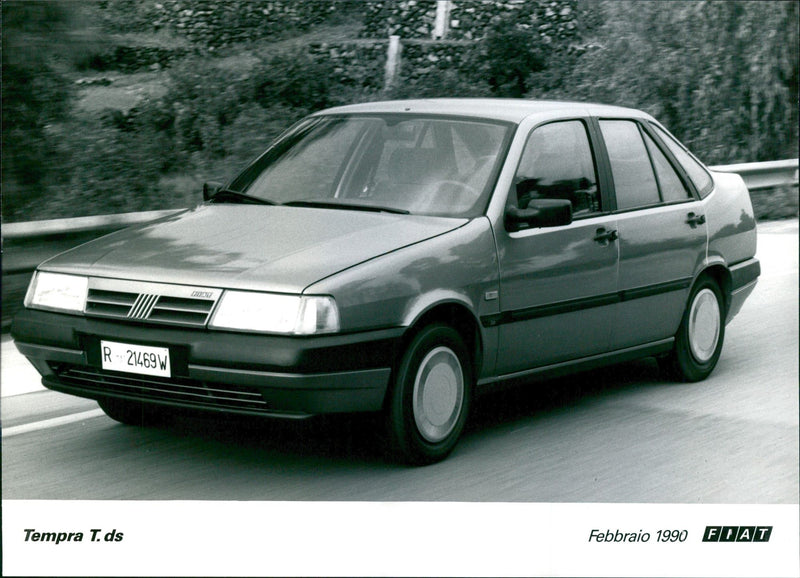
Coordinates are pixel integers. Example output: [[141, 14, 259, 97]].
[[2, 219, 797, 502]]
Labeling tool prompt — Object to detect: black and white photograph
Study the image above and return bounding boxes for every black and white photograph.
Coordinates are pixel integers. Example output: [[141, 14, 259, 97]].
[[2, 1, 798, 576]]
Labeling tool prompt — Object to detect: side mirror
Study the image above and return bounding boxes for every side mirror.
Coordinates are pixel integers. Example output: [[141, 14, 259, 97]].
[[504, 199, 572, 232], [202, 181, 224, 201]]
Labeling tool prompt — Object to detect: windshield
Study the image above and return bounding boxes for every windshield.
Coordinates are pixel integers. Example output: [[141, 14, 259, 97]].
[[228, 115, 512, 217]]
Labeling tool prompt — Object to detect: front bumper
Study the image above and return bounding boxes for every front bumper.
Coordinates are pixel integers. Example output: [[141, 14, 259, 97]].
[[12, 308, 402, 417]]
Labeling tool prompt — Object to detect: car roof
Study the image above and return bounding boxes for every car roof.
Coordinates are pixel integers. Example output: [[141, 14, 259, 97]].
[[314, 98, 653, 124]]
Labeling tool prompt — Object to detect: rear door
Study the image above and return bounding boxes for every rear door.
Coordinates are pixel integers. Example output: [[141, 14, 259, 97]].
[[596, 119, 707, 349]]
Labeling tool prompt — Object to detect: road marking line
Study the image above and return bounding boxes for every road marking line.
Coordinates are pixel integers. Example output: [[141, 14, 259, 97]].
[[2, 409, 106, 438]]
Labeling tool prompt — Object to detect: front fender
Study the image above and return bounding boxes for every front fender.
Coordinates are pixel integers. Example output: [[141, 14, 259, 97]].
[[307, 218, 501, 335]]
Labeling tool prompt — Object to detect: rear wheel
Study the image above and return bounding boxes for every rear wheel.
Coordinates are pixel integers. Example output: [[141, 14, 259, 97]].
[[661, 276, 725, 382], [386, 324, 472, 465]]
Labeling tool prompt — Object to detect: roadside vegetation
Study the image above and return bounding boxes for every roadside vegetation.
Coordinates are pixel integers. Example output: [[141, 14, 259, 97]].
[[2, 0, 797, 222]]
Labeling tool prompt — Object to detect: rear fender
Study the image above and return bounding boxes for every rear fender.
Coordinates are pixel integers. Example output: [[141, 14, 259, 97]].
[[705, 171, 758, 267]]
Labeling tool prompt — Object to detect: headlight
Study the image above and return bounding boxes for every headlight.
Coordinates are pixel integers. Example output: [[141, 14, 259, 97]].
[[209, 291, 340, 335], [24, 271, 89, 313]]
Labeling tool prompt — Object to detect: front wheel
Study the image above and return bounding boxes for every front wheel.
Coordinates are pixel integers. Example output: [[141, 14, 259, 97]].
[[661, 276, 725, 382], [386, 324, 472, 465]]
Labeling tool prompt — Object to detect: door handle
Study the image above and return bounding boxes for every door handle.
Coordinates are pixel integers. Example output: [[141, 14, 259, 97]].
[[686, 212, 706, 227], [593, 227, 618, 245]]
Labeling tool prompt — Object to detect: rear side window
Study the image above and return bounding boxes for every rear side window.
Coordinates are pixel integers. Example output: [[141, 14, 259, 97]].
[[514, 120, 600, 217], [650, 123, 714, 198], [599, 120, 660, 210]]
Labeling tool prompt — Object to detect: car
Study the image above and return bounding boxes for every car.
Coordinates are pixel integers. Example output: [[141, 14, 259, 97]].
[[12, 99, 760, 465]]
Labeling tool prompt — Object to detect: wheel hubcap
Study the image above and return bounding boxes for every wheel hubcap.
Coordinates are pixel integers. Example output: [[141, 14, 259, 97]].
[[413, 346, 464, 443], [688, 288, 721, 363]]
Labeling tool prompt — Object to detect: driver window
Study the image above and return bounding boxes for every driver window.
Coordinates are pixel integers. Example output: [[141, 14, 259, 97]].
[[514, 120, 600, 217]]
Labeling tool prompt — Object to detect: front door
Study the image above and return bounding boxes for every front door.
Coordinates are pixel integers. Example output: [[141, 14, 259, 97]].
[[494, 119, 619, 375]]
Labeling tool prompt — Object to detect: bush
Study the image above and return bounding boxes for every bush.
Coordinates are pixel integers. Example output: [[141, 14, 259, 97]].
[[473, 24, 548, 97], [253, 50, 335, 112], [32, 113, 183, 220], [751, 186, 800, 221]]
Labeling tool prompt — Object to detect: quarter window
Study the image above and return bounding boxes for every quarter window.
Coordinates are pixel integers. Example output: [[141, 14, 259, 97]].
[[649, 123, 714, 197], [643, 131, 692, 202], [514, 120, 600, 217], [599, 120, 660, 210]]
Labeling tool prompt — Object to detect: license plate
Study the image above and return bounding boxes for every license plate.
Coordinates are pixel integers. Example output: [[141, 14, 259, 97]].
[[100, 340, 171, 378]]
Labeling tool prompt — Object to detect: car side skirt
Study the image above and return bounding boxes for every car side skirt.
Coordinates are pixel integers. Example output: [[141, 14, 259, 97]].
[[476, 338, 675, 392]]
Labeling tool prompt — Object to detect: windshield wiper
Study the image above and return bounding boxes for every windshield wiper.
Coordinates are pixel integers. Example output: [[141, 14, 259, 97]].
[[209, 188, 276, 206], [283, 200, 410, 215]]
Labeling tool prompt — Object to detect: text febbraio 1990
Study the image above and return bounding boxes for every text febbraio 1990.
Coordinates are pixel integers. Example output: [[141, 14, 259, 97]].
[[589, 528, 687, 543]]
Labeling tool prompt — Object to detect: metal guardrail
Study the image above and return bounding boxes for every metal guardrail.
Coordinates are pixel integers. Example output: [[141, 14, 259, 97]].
[[2, 209, 185, 274], [710, 158, 799, 191], [1, 209, 185, 240], [1, 159, 798, 329]]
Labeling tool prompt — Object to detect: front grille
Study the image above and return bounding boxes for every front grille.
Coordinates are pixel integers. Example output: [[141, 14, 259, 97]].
[[85, 289, 138, 317], [149, 296, 215, 325], [84, 280, 220, 327], [53, 364, 270, 413]]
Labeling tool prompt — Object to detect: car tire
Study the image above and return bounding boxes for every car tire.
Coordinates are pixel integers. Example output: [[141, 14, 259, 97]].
[[98, 398, 157, 426], [386, 324, 472, 465], [661, 276, 725, 382]]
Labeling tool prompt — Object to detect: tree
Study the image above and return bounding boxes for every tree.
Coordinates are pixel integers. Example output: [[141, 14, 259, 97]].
[[542, 0, 798, 164], [2, 1, 77, 219]]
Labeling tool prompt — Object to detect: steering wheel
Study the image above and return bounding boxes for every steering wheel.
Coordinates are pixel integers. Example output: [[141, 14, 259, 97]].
[[434, 180, 480, 198]]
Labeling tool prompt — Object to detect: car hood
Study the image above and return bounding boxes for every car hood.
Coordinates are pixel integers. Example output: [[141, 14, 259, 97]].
[[40, 205, 467, 293]]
